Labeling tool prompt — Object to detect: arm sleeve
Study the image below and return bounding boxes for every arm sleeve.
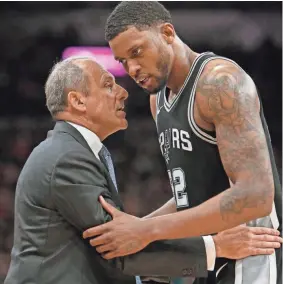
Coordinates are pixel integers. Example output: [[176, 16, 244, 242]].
[[50, 149, 116, 231], [121, 237, 208, 278]]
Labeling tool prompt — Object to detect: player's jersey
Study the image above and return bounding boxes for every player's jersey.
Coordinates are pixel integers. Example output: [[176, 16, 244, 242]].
[[155, 52, 282, 284]]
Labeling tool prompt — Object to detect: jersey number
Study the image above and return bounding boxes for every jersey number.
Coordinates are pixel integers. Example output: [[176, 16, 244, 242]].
[[168, 168, 189, 208]]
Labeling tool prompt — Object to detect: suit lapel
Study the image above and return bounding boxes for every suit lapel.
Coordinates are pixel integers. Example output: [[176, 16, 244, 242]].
[[49, 121, 124, 211], [52, 121, 93, 153]]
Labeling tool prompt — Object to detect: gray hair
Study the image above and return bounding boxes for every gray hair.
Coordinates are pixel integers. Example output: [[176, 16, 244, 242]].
[[45, 56, 93, 117]]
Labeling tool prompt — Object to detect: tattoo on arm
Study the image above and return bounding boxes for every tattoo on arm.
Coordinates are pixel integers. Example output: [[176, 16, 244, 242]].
[[198, 65, 274, 222]]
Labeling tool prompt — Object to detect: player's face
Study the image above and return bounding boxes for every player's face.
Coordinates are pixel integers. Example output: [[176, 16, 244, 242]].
[[83, 61, 129, 133], [109, 27, 172, 94]]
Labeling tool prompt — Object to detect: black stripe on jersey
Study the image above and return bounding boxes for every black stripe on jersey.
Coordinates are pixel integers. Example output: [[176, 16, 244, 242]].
[[188, 57, 218, 145]]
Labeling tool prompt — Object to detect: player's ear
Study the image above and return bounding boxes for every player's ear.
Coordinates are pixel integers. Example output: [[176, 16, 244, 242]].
[[160, 23, 175, 44]]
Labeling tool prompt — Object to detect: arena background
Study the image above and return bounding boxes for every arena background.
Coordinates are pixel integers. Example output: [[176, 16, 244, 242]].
[[0, 1, 281, 282]]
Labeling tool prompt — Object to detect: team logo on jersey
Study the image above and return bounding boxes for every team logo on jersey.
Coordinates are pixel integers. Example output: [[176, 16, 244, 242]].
[[159, 128, 193, 164]]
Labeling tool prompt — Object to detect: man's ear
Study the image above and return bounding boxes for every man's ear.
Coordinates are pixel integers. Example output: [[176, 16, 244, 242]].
[[160, 23, 175, 45], [67, 91, 86, 112]]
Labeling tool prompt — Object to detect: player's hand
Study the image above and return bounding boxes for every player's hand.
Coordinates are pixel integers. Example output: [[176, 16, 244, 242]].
[[83, 196, 151, 259], [213, 225, 282, 259]]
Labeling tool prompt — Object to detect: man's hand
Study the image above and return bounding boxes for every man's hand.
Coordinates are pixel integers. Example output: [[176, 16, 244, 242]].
[[213, 225, 282, 259], [83, 196, 151, 259]]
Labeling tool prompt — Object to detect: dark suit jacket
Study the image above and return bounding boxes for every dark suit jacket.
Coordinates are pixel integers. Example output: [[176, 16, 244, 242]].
[[4, 121, 208, 284]]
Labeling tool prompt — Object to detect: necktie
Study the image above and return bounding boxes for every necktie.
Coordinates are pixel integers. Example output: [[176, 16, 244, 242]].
[[99, 145, 118, 191], [98, 145, 142, 284]]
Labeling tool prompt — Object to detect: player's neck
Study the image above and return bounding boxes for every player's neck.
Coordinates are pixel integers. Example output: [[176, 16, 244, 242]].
[[167, 43, 198, 94]]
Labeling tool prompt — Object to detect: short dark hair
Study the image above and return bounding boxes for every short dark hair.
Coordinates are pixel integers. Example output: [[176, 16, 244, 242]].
[[105, 1, 172, 41]]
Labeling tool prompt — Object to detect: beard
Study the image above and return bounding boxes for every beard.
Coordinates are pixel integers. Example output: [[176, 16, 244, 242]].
[[142, 50, 170, 95], [141, 76, 167, 95]]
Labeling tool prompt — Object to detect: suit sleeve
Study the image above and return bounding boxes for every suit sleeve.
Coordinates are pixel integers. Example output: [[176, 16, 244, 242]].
[[50, 149, 116, 231], [120, 238, 208, 278]]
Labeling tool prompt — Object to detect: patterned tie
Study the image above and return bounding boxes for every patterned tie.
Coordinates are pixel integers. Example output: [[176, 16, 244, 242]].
[[99, 145, 142, 284]]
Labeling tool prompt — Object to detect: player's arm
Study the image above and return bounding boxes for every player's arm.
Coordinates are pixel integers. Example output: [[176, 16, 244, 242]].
[[143, 197, 177, 218], [196, 63, 274, 224]]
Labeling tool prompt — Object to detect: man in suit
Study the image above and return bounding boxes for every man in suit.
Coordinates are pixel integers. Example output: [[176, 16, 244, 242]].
[[4, 56, 282, 284]]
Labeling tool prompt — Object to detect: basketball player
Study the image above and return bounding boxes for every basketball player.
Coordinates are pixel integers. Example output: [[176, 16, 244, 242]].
[[83, 2, 282, 283]]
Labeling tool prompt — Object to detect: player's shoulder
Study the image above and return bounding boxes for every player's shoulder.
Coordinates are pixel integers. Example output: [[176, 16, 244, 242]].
[[195, 56, 258, 122], [200, 57, 244, 81], [197, 55, 255, 92]]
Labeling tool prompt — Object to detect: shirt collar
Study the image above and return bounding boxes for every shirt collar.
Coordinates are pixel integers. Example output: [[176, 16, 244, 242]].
[[66, 122, 102, 160]]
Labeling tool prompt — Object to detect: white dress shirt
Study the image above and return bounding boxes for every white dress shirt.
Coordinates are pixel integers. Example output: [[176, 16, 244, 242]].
[[67, 122, 216, 271]]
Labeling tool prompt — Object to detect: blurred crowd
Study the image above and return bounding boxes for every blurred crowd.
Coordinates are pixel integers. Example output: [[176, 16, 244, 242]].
[[0, 3, 281, 282]]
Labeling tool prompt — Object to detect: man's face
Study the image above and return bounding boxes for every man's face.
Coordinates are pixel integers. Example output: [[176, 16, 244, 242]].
[[83, 61, 129, 134], [109, 27, 172, 94]]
